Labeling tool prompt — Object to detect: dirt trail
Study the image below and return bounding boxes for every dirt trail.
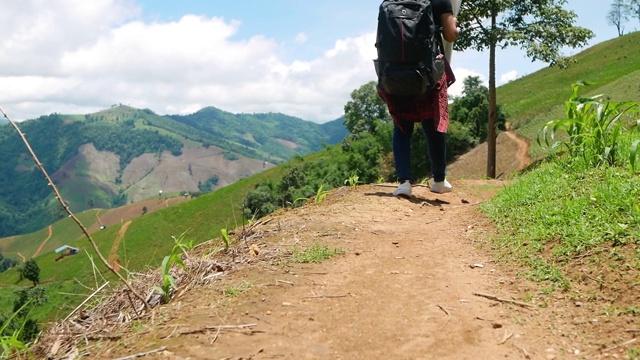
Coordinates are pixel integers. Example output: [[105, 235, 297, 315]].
[[91, 181, 610, 360], [32, 225, 53, 258], [75, 134, 635, 359], [6, 251, 26, 262], [108, 220, 132, 268], [504, 131, 533, 170]]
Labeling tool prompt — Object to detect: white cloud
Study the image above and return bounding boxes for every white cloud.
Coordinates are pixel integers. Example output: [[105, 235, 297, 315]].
[[0, 0, 379, 123], [500, 70, 518, 84]]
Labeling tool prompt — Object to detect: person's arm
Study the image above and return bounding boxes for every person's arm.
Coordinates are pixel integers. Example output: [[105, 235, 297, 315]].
[[441, 12, 458, 42]]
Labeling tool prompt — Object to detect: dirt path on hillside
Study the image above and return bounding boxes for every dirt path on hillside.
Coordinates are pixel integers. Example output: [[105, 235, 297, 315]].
[[32, 225, 53, 258], [504, 131, 533, 170], [108, 220, 132, 269], [6, 251, 26, 262], [81, 181, 633, 360], [45, 134, 637, 359]]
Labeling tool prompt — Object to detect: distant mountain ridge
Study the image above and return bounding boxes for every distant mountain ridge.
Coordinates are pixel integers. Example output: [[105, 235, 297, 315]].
[[0, 106, 347, 237]]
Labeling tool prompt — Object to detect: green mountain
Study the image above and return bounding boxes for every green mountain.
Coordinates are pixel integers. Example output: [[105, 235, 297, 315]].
[[0, 106, 347, 237]]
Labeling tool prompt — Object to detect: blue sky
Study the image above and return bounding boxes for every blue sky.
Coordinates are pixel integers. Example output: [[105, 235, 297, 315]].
[[1, 0, 637, 123], [136, 0, 638, 77]]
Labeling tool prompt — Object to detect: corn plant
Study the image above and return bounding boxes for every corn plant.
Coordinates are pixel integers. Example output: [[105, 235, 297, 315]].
[[344, 173, 360, 187], [538, 82, 639, 168], [293, 184, 329, 206], [313, 184, 329, 204], [154, 235, 193, 304], [0, 303, 30, 359], [631, 127, 640, 172], [220, 227, 230, 250]]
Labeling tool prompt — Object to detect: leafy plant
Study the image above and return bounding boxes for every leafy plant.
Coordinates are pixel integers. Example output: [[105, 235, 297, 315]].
[[220, 227, 230, 251], [344, 173, 360, 187], [313, 184, 329, 204], [0, 302, 31, 359], [154, 235, 193, 304], [631, 137, 640, 172], [294, 183, 330, 206], [538, 82, 639, 168]]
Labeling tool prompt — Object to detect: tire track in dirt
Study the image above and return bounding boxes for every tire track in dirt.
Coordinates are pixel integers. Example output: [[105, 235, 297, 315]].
[[504, 130, 533, 170], [32, 225, 53, 258], [108, 221, 132, 269]]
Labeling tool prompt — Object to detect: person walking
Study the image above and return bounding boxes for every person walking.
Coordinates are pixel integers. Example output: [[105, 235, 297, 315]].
[[377, 0, 459, 197]]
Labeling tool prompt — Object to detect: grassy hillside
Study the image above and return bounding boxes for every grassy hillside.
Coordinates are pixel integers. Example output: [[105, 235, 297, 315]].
[[0, 106, 347, 237], [496, 31, 640, 157], [0, 160, 292, 320]]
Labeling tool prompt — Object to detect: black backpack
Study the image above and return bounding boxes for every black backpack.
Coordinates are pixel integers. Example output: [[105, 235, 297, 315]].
[[374, 0, 445, 97]]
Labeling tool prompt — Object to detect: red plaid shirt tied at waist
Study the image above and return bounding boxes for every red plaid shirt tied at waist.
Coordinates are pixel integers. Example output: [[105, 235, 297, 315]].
[[378, 59, 456, 133]]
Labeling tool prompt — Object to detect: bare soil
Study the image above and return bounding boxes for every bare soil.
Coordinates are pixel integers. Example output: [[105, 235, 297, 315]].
[[50, 132, 638, 359]]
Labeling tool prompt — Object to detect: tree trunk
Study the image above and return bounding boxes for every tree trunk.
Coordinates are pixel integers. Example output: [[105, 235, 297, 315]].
[[487, 8, 498, 179]]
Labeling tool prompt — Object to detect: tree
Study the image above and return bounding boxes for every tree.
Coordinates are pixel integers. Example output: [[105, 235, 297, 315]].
[[20, 259, 40, 286], [8, 286, 48, 343], [12, 286, 48, 314], [450, 76, 508, 143], [631, 0, 640, 20], [608, 0, 630, 36], [343, 81, 391, 135], [455, 0, 594, 178]]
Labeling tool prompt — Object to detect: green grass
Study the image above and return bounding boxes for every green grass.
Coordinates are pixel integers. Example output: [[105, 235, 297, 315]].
[[291, 243, 345, 264], [484, 79, 640, 291], [0, 156, 293, 322], [496, 32, 640, 157], [481, 142, 640, 288], [0, 210, 101, 258], [223, 281, 253, 297]]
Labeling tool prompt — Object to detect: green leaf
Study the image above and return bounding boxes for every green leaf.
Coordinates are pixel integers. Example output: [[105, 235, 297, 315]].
[[631, 140, 640, 172]]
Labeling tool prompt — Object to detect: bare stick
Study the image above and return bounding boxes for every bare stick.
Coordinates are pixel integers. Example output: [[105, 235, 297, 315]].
[[602, 338, 637, 353], [64, 281, 110, 322], [499, 331, 514, 345], [1, 107, 151, 312], [210, 326, 222, 345], [126, 290, 141, 318], [179, 323, 257, 336], [437, 304, 451, 325], [473, 292, 534, 308], [276, 279, 294, 285], [514, 343, 531, 359], [113, 347, 168, 360]]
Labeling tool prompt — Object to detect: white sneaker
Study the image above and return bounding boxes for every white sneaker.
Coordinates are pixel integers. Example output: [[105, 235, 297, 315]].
[[431, 179, 453, 194], [393, 180, 412, 197]]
